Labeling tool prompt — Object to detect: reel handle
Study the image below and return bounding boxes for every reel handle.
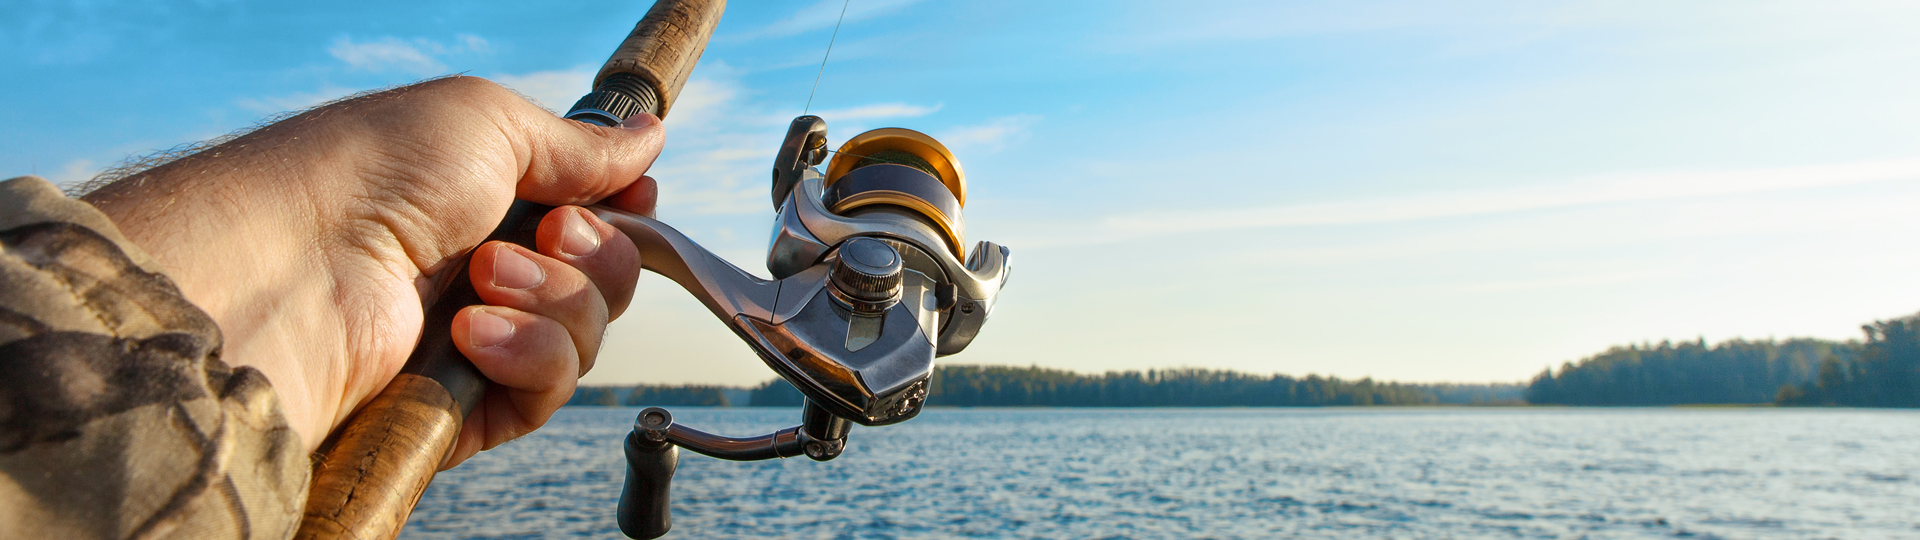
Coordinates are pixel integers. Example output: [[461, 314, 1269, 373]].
[[618, 414, 679, 540], [616, 404, 849, 538]]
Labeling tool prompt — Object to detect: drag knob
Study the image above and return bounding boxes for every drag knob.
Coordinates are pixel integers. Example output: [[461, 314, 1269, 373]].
[[829, 237, 903, 313]]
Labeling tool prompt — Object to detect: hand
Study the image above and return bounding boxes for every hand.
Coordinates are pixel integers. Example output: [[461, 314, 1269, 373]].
[[82, 76, 659, 466]]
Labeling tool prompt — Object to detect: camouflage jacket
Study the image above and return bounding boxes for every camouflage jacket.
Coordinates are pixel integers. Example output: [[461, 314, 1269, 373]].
[[0, 176, 309, 539]]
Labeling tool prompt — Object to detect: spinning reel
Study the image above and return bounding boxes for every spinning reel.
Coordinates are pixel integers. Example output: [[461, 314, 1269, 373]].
[[588, 116, 1012, 539]]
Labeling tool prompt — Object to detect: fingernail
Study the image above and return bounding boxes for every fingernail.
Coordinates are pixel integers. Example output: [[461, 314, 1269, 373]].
[[492, 246, 545, 290], [621, 113, 659, 130], [562, 207, 602, 257], [469, 309, 515, 348]]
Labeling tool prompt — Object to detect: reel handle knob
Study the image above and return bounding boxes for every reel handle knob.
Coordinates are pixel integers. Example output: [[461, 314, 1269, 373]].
[[618, 408, 679, 539]]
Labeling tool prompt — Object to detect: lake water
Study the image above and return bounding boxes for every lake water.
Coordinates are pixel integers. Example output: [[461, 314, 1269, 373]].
[[405, 407, 1920, 539]]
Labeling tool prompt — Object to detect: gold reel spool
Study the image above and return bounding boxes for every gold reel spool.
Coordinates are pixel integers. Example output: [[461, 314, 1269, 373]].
[[824, 128, 969, 258]]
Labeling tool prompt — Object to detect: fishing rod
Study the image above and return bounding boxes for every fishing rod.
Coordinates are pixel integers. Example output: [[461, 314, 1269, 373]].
[[297, 1, 1012, 539]]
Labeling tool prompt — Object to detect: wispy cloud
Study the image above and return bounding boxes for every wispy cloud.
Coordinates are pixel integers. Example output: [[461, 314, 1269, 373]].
[[1189, 183, 1920, 273], [1103, 158, 1920, 235], [330, 37, 441, 74], [1453, 271, 1666, 294], [643, 74, 783, 216], [939, 114, 1038, 152], [989, 158, 1920, 250], [328, 34, 489, 75], [641, 77, 949, 215], [483, 61, 778, 217], [235, 85, 359, 115], [43, 159, 98, 189], [662, 77, 746, 129], [490, 66, 757, 123], [493, 67, 595, 113]]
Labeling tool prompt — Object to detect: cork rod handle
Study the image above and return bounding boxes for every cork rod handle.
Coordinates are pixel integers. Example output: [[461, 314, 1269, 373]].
[[598, 0, 727, 119], [296, 2, 725, 539]]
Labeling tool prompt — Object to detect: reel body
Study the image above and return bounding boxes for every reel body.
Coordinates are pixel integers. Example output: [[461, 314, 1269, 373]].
[[591, 115, 1011, 539]]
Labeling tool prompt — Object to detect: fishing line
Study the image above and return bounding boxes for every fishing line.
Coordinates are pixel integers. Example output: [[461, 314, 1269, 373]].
[[803, 0, 853, 115]]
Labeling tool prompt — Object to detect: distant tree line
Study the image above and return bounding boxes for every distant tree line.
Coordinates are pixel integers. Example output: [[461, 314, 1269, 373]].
[[567, 384, 750, 407], [574, 311, 1920, 409], [1415, 382, 1527, 405], [929, 365, 1434, 406], [568, 366, 1525, 408], [1524, 338, 1850, 405], [748, 377, 805, 407], [1777, 314, 1920, 407]]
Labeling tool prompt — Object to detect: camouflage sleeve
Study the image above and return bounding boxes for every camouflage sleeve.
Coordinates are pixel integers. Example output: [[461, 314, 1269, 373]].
[[0, 176, 309, 539]]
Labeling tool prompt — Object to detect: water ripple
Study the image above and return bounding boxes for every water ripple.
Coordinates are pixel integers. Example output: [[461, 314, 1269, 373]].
[[408, 407, 1920, 539]]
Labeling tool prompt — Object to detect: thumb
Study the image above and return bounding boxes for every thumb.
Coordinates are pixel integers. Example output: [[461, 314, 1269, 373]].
[[503, 105, 665, 206]]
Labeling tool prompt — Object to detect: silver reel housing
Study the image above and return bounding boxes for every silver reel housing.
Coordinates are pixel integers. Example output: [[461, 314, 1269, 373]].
[[590, 115, 1010, 426]]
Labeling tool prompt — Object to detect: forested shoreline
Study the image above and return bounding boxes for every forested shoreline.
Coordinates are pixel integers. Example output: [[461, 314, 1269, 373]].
[[567, 365, 1525, 408], [1528, 312, 1920, 408], [1521, 338, 1848, 405], [569, 312, 1920, 409], [1771, 314, 1919, 406]]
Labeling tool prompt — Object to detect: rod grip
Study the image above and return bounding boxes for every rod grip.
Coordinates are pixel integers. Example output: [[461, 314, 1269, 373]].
[[295, 202, 547, 539], [295, 374, 463, 540], [595, 0, 727, 119]]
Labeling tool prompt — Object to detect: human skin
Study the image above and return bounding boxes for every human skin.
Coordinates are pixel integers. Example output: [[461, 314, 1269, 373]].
[[82, 76, 659, 467]]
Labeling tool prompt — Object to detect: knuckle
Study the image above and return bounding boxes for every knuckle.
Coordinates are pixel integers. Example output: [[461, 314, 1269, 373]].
[[427, 75, 509, 101]]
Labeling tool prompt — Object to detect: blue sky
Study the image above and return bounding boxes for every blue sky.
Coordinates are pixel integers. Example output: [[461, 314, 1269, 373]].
[[7, 0, 1920, 385]]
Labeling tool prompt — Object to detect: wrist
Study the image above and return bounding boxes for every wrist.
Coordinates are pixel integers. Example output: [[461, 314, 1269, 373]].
[[83, 169, 342, 447]]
